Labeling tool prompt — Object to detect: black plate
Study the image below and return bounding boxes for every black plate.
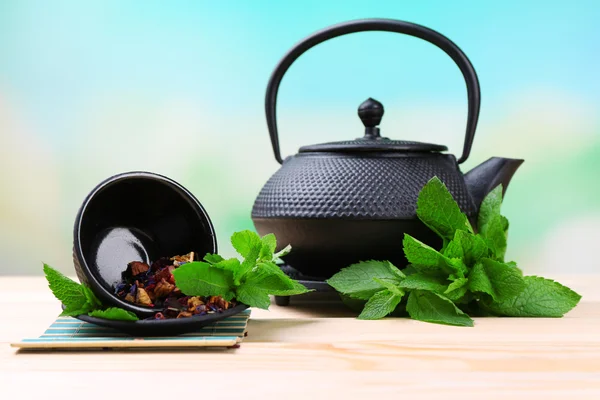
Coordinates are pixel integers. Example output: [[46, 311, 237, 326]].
[[68, 304, 249, 336]]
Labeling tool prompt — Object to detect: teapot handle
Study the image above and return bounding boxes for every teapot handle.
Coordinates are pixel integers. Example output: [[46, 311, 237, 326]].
[[265, 18, 480, 164]]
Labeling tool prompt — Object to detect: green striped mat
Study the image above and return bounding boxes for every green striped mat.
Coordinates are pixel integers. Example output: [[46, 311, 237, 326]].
[[11, 309, 251, 350]]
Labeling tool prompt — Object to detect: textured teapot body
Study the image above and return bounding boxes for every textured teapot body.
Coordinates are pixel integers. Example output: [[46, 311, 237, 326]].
[[251, 152, 476, 278], [252, 152, 476, 221]]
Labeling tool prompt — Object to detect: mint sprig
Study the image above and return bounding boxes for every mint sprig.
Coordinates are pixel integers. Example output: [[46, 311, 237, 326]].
[[173, 230, 312, 310], [327, 177, 582, 326], [43, 264, 139, 321], [44, 231, 310, 319]]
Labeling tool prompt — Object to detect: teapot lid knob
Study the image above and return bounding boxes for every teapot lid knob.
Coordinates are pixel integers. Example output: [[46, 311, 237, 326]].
[[358, 98, 384, 139]]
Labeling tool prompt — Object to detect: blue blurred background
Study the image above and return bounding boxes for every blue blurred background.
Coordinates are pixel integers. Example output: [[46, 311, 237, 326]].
[[1, 0, 598, 275]]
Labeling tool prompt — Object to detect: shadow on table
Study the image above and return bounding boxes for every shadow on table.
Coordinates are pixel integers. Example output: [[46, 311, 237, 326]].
[[268, 291, 361, 318]]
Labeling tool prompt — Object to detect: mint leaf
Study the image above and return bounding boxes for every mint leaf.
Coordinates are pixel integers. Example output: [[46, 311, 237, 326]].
[[481, 215, 508, 261], [259, 233, 277, 261], [443, 238, 464, 260], [212, 258, 241, 273], [235, 259, 257, 286], [204, 253, 225, 265], [172, 262, 235, 301], [235, 284, 272, 309], [326, 260, 404, 300], [478, 184, 503, 234], [444, 277, 468, 302], [230, 231, 263, 284], [406, 290, 474, 327], [416, 177, 474, 243], [446, 277, 468, 293], [397, 273, 446, 293], [245, 262, 310, 296], [231, 230, 262, 258], [273, 244, 292, 260], [60, 306, 94, 317], [446, 230, 488, 267], [43, 264, 90, 311], [403, 234, 466, 277], [82, 285, 103, 309], [88, 308, 139, 321], [469, 258, 524, 302], [266, 280, 312, 296], [372, 277, 403, 295], [482, 276, 582, 317], [358, 289, 404, 320]]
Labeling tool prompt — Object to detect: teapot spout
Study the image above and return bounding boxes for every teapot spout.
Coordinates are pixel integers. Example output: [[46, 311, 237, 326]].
[[464, 157, 524, 209]]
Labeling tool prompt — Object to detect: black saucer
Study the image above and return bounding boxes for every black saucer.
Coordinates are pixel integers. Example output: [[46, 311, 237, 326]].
[[274, 264, 334, 306], [68, 304, 249, 336]]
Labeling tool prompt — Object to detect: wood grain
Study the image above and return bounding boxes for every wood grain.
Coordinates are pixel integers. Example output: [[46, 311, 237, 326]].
[[1, 275, 600, 399]]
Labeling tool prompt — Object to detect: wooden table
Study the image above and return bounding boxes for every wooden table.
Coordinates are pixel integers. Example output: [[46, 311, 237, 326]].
[[1, 275, 599, 399]]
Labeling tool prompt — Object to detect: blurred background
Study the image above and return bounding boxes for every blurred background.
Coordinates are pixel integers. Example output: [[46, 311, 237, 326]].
[[1, 0, 598, 275]]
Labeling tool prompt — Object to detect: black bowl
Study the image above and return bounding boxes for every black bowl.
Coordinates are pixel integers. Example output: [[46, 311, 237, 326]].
[[71, 304, 249, 336], [73, 171, 217, 318]]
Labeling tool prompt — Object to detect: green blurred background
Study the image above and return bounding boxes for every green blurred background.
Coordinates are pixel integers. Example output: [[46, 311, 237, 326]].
[[1, 1, 598, 275]]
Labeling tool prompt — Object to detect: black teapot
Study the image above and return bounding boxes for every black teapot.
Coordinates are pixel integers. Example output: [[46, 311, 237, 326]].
[[251, 19, 523, 278]]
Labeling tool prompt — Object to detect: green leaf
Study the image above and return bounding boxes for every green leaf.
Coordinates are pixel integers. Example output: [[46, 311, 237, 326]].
[[82, 285, 103, 309], [416, 177, 474, 243], [231, 230, 262, 258], [230, 231, 263, 284], [88, 308, 139, 321], [60, 306, 93, 317], [204, 253, 225, 265], [482, 276, 582, 317], [468, 258, 524, 302], [444, 277, 468, 302], [445, 230, 488, 267], [446, 277, 467, 293], [234, 258, 257, 286], [43, 264, 89, 311], [235, 284, 272, 309], [403, 234, 466, 277], [372, 277, 404, 296], [172, 262, 235, 301], [443, 238, 464, 260], [212, 258, 241, 273], [259, 233, 277, 261], [397, 273, 446, 293], [245, 262, 311, 296], [273, 245, 292, 260], [358, 289, 404, 320], [326, 260, 404, 300], [478, 184, 503, 234], [406, 290, 474, 327], [401, 264, 418, 276], [481, 215, 508, 261]]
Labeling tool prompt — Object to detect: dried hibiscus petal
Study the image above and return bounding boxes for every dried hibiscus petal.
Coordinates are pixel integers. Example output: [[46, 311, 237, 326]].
[[114, 252, 237, 319], [128, 261, 150, 276], [154, 278, 175, 298], [151, 257, 171, 271]]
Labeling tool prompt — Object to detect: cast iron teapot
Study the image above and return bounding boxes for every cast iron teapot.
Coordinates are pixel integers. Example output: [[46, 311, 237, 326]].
[[251, 18, 523, 278]]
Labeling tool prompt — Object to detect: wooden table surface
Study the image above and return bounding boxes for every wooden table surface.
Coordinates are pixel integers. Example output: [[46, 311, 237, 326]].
[[1, 275, 599, 399]]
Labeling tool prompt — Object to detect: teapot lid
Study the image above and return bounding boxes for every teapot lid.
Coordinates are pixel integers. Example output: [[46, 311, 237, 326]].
[[299, 98, 447, 154]]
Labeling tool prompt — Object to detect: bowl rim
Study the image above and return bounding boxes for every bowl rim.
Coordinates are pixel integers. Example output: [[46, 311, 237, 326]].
[[72, 171, 217, 317]]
